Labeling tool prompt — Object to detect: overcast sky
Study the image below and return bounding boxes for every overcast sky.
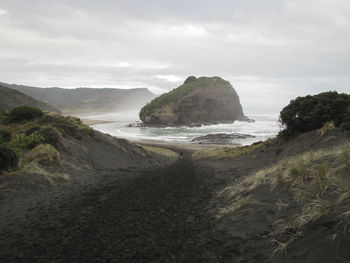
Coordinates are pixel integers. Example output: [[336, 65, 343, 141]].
[[0, 0, 349, 115]]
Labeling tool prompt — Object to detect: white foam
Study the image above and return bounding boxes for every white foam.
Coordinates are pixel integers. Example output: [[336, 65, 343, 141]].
[[91, 115, 280, 145]]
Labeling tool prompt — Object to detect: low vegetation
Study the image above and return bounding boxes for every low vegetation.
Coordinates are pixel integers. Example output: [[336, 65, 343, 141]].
[[23, 144, 60, 165], [0, 129, 11, 142], [140, 145, 178, 159], [5, 105, 43, 123], [193, 139, 273, 160], [0, 106, 94, 173], [279, 91, 350, 137], [216, 137, 350, 255], [0, 143, 18, 172]]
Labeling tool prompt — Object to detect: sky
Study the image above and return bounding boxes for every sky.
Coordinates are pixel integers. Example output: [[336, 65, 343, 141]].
[[0, 0, 349, 115]]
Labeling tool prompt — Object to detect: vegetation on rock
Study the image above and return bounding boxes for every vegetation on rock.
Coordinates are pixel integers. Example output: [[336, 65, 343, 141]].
[[139, 76, 245, 125]]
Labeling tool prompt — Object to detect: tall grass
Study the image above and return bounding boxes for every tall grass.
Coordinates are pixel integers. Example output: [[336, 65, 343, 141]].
[[213, 143, 350, 255]]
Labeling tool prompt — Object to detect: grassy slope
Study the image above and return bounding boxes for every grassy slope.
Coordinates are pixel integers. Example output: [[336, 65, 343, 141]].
[[0, 112, 174, 194], [0, 85, 60, 113], [194, 124, 350, 261]]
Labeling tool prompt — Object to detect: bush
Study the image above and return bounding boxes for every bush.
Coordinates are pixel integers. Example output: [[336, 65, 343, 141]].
[[6, 106, 43, 123], [0, 143, 18, 172], [39, 127, 60, 146], [0, 129, 12, 142], [26, 132, 45, 149], [51, 116, 93, 139], [279, 91, 350, 137], [25, 127, 40, 136], [8, 132, 45, 151]]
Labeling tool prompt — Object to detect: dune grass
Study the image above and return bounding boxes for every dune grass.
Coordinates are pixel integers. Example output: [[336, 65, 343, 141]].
[[141, 145, 178, 159], [0, 110, 94, 180], [2, 143, 69, 185], [213, 140, 350, 255], [216, 195, 252, 218], [23, 144, 60, 165], [192, 139, 273, 160]]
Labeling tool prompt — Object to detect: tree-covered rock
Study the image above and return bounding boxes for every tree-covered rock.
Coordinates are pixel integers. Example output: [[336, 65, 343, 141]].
[[139, 76, 247, 126], [279, 91, 350, 137]]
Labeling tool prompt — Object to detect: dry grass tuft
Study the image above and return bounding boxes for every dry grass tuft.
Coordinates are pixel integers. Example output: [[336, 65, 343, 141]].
[[316, 122, 335, 137], [294, 198, 332, 227], [23, 144, 60, 165], [213, 141, 350, 256], [21, 162, 69, 184], [216, 195, 252, 218]]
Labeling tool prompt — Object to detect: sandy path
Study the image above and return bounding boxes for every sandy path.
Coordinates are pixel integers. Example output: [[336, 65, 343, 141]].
[[0, 149, 242, 262]]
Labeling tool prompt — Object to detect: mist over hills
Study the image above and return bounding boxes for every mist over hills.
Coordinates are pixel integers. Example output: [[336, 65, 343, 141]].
[[0, 82, 155, 115], [0, 84, 60, 113]]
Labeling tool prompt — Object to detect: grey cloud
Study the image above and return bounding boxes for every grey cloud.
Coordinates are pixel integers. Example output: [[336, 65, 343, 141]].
[[0, 0, 349, 115]]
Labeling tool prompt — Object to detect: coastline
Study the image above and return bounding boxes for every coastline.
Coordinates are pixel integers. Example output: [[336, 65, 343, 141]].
[[80, 118, 114, 125]]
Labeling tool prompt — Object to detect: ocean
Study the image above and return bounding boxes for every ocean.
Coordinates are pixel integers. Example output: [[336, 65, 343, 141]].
[[86, 111, 280, 146]]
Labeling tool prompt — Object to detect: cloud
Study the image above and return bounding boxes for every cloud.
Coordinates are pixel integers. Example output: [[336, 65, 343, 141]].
[[0, 0, 349, 114]]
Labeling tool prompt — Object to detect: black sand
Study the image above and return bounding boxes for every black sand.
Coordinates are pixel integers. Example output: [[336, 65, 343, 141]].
[[1, 132, 350, 262], [0, 149, 241, 262]]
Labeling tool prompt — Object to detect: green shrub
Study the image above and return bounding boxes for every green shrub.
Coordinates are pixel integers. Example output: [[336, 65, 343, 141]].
[[25, 127, 40, 136], [51, 115, 93, 139], [6, 106, 43, 123], [280, 91, 350, 137], [0, 129, 12, 142], [26, 132, 45, 149], [0, 143, 18, 172], [8, 132, 45, 151], [39, 127, 60, 146]]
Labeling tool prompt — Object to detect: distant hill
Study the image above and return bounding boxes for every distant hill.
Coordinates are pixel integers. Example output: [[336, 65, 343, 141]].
[[0, 85, 60, 113], [0, 82, 155, 115]]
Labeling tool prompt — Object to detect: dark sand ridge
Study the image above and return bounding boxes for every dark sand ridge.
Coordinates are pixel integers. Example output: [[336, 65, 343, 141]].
[[0, 145, 235, 262], [1, 128, 350, 262]]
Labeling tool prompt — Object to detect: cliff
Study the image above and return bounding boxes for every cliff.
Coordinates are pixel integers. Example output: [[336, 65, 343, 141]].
[[139, 76, 247, 126]]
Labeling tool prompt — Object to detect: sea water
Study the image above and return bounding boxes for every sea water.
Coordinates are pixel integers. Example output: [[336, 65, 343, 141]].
[[86, 111, 280, 146]]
